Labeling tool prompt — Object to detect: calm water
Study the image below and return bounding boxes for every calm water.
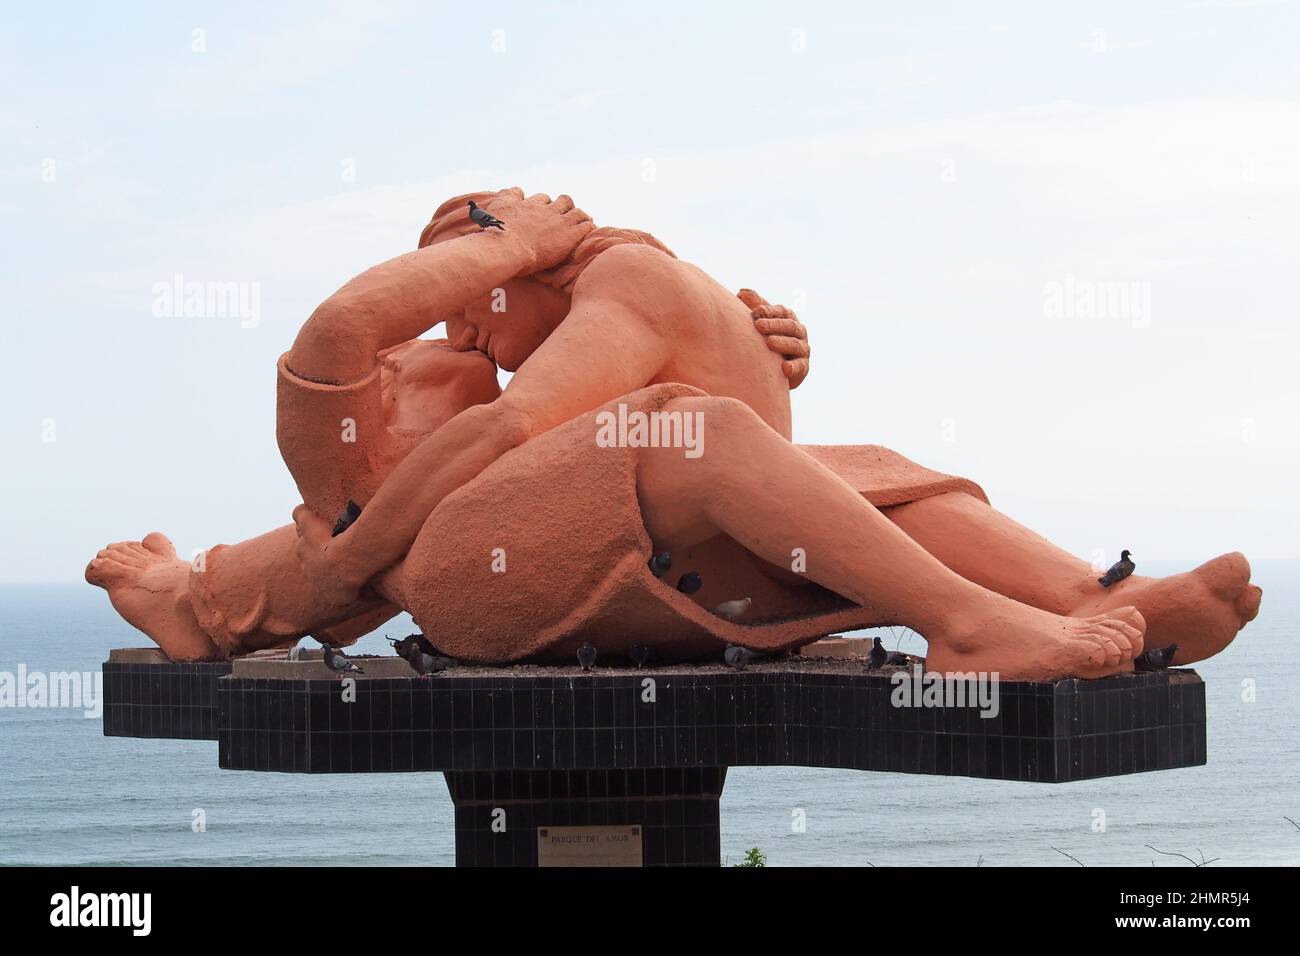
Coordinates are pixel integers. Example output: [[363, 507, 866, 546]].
[[2, 562, 1297, 866]]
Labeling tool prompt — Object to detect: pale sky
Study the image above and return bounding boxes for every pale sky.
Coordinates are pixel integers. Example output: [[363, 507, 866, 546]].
[[3, 0, 1299, 581]]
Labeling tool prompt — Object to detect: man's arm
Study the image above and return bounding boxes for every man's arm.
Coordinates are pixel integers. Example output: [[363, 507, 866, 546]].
[[288, 191, 593, 384], [306, 268, 674, 590]]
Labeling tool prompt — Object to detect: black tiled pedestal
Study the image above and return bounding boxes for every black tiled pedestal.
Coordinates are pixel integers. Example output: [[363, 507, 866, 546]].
[[102, 649, 230, 740], [208, 662, 1206, 866]]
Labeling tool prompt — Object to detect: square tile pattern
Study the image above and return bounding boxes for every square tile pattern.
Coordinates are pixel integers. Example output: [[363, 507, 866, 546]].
[[214, 669, 1206, 782], [107, 665, 1203, 867], [102, 660, 231, 740]]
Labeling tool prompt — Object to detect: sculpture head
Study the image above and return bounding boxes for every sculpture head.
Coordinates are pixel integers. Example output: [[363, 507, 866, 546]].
[[418, 191, 674, 371]]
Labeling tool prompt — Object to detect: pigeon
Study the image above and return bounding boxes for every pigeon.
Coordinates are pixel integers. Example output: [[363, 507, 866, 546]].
[[389, 633, 439, 660], [1098, 549, 1136, 587], [886, 650, 911, 666], [712, 597, 751, 620], [866, 636, 888, 670], [331, 499, 363, 537], [724, 645, 761, 670], [388, 634, 453, 677], [1136, 643, 1179, 671], [577, 643, 598, 672], [288, 642, 305, 662], [407, 649, 452, 678], [647, 551, 673, 578], [467, 200, 505, 231], [629, 643, 651, 668], [677, 572, 703, 595], [321, 644, 363, 677]]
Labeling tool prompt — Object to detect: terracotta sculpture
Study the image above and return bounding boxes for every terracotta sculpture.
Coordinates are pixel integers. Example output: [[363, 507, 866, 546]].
[[87, 188, 1261, 680]]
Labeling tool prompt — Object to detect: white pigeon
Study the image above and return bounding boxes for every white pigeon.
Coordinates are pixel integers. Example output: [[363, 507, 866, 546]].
[[712, 597, 752, 620]]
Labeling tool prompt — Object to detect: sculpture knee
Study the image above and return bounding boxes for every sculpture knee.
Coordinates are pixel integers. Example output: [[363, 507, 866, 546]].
[[667, 395, 771, 458]]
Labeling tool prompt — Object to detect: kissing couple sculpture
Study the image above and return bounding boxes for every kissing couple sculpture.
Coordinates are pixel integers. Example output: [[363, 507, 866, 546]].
[[88, 188, 1261, 679]]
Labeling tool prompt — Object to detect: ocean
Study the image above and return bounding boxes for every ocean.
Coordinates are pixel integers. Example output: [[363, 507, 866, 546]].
[[2, 561, 1297, 866]]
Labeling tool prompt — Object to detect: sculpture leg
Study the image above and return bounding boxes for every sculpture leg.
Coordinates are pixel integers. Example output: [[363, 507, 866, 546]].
[[635, 397, 1145, 680], [87, 525, 400, 660], [188, 524, 401, 655], [883, 493, 1261, 665]]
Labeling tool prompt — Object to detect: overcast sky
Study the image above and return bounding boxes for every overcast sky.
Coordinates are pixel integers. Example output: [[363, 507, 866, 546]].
[[3, 0, 1298, 581]]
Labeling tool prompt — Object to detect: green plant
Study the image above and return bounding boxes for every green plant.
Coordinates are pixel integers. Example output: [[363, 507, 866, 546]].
[[733, 846, 767, 867]]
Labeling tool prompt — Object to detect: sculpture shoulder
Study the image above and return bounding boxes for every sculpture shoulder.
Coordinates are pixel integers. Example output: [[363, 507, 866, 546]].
[[577, 240, 717, 323], [574, 243, 705, 307]]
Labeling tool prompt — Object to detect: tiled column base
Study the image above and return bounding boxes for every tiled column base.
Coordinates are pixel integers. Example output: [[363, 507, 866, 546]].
[[444, 767, 726, 867]]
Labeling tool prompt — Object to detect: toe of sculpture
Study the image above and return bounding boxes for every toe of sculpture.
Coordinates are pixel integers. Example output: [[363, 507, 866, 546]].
[[1237, 583, 1262, 624]]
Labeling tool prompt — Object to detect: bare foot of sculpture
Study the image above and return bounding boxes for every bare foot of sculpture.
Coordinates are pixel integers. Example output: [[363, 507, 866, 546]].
[[926, 594, 1146, 681], [84, 533, 222, 660], [1068, 552, 1261, 665]]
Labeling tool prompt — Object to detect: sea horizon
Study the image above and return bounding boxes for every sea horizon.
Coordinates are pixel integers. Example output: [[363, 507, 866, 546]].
[[2, 558, 1296, 867]]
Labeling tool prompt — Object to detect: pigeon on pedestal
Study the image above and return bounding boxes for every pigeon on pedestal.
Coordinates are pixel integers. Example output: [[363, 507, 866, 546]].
[[389, 635, 452, 677], [866, 636, 888, 670], [407, 649, 452, 678], [389, 633, 439, 661], [1136, 643, 1179, 671], [321, 644, 363, 678], [629, 643, 651, 668], [577, 643, 597, 672], [724, 645, 761, 670]]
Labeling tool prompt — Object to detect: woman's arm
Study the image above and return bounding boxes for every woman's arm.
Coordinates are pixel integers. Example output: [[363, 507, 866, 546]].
[[288, 191, 593, 385]]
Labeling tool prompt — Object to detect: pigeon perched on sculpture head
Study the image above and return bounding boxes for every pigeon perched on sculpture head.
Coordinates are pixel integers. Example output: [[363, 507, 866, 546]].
[[468, 200, 505, 231]]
